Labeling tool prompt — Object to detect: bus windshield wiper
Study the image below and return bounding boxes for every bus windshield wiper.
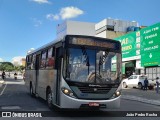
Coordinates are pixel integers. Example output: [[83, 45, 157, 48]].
[[81, 47, 90, 75], [98, 51, 109, 75]]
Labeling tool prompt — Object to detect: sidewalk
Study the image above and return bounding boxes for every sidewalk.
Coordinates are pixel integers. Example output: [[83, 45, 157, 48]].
[[122, 88, 160, 106]]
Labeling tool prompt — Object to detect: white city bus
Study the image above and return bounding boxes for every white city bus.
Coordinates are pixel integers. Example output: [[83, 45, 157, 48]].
[[25, 35, 122, 111]]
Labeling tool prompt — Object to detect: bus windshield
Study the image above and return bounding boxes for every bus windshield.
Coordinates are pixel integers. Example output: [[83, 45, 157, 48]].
[[64, 47, 121, 84]]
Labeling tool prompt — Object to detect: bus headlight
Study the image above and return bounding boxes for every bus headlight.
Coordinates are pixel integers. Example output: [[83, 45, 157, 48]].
[[61, 87, 74, 97], [115, 91, 121, 97], [111, 91, 121, 99]]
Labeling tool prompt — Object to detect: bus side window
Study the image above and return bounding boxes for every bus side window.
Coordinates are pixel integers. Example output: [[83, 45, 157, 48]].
[[41, 51, 47, 68], [46, 47, 55, 68], [31, 54, 36, 69], [26, 55, 32, 69]]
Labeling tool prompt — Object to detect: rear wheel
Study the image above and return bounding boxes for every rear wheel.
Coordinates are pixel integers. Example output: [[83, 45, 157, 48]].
[[47, 89, 53, 109], [123, 82, 127, 88], [148, 86, 153, 90], [138, 83, 142, 89], [30, 83, 34, 97]]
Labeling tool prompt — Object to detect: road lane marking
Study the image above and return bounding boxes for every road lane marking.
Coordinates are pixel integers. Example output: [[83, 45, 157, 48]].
[[1, 106, 21, 110], [0, 83, 7, 96]]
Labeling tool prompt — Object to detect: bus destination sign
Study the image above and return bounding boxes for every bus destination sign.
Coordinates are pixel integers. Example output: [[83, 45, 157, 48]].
[[70, 37, 116, 49]]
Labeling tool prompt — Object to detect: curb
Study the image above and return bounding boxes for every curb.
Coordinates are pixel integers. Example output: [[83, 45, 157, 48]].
[[122, 95, 160, 106]]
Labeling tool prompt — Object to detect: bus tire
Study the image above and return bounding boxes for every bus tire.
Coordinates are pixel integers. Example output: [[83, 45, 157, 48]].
[[30, 83, 34, 97], [123, 82, 127, 88], [46, 89, 53, 109]]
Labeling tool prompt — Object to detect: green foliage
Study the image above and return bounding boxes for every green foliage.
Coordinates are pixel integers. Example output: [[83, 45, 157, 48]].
[[0, 62, 14, 71], [0, 62, 14, 72], [0, 62, 24, 72]]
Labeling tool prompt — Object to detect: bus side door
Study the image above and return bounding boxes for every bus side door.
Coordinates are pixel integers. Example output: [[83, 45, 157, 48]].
[[35, 54, 41, 95], [55, 46, 63, 106]]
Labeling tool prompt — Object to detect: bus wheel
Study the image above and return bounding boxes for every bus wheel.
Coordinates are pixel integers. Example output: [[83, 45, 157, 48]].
[[47, 89, 53, 108], [30, 84, 34, 97]]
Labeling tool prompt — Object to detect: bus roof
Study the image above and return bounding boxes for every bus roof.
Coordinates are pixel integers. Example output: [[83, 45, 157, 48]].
[[27, 35, 121, 56], [27, 37, 63, 55]]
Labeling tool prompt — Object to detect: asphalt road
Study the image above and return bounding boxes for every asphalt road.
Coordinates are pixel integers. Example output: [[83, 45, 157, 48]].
[[0, 78, 160, 120]]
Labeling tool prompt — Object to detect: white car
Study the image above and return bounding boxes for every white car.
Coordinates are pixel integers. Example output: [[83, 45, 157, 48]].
[[122, 75, 154, 89]]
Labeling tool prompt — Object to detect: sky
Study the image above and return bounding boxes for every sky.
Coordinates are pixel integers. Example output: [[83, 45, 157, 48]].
[[0, 0, 160, 62]]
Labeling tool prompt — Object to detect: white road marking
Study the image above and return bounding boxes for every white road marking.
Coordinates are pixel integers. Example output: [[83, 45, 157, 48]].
[[0, 83, 7, 96], [1, 106, 21, 110], [5, 81, 25, 85]]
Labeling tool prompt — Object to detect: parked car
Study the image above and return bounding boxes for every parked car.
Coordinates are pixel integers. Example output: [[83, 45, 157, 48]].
[[122, 75, 155, 89]]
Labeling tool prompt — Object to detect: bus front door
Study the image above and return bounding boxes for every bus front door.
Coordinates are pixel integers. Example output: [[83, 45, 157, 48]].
[[55, 47, 62, 106]]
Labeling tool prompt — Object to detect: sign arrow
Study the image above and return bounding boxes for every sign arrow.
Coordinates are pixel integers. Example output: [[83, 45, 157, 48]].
[[149, 53, 152, 58]]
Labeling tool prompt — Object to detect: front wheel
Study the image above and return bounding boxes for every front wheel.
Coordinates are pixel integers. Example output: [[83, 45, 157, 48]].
[[138, 83, 142, 89]]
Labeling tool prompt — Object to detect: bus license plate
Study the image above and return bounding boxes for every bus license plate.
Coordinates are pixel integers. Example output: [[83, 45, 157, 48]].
[[89, 102, 99, 107]]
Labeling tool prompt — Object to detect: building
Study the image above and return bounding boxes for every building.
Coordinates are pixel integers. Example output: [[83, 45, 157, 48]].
[[95, 18, 139, 39], [12, 57, 26, 67], [21, 58, 26, 67], [56, 20, 95, 39]]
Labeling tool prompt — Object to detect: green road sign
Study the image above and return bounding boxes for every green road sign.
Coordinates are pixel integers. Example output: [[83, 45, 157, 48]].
[[140, 23, 160, 67], [114, 22, 160, 67], [141, 51, 160, 66]]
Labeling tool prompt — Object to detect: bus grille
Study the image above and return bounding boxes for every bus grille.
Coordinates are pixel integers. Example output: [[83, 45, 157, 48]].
[[77, 86, 111, 94]]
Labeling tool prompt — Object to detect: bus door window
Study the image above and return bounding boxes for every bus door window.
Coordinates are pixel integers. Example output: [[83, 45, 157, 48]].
[[35, 54, 41, 70], [26, 55, 32, 69], [31, 54, 36, 69]]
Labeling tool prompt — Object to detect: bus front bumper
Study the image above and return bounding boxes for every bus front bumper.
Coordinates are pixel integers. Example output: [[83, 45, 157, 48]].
[[60, 92, 121, 110]]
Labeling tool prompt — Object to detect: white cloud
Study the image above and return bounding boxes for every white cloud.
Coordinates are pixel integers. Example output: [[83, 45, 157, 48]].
[[46, 14, 60, 20], [31, 18, 42, 27], [60, 6, 84, 20], [31, 0, 51, 4], [34, 20, 42, 27], [12, 56, 25, 66], [46, 6, 84, 21], [0, 58, 4, 62]]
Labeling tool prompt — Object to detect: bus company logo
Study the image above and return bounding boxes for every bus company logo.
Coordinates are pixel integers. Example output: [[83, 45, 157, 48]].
[[89, 84, 101, 87], [2, 112, 11, 117], [93, 88, 97, 92]]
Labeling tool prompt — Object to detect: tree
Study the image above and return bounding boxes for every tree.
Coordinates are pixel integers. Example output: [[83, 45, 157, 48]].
[[0, 62, 14, 71]]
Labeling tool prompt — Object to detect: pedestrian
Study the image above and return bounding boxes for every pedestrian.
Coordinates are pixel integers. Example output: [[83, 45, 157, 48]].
[[14, 72, 17, 80], [156, 77, 159, 93], [8, 72, 10, 77], [2, 71, 5, 80], [143, 77, 148, 91]]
